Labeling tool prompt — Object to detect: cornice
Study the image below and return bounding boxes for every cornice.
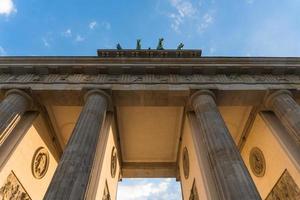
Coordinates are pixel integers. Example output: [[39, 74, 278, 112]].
[[0, 56, 300, 75]]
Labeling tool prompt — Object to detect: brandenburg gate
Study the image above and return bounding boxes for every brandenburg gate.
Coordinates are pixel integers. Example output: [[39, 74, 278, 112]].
[[0, 48, 299, 199]]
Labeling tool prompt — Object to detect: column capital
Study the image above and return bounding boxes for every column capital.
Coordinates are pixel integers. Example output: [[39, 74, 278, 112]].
[[264, 90, 292, 109], [84, 89, 112, 110], [189, 90, 216, 109], [5, 89, 33, 109]]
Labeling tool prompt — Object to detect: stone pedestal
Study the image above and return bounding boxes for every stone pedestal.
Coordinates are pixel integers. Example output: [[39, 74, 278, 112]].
[[0, 89, 32, 144], [190, 90, 261, 200], [265, 90, 300, 145], [44, 89, 110, 200]]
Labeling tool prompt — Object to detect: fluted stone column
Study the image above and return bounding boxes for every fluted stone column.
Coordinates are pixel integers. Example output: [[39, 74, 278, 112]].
[[0, 89, 32, 144], [265, 90, 300, 145], [44, 89, 110, 200], [190, 90, 261, 200]]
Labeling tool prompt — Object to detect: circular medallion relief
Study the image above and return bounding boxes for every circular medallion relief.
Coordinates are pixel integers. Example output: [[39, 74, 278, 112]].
[[111, 147, 117, 178], [32, 147, 49, 179], [249, 147, 266, 177], [182, 147, 190, 179]]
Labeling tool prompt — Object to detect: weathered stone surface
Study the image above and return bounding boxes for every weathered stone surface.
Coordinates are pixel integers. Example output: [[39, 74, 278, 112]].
[[0, 56, 300, 75], [265, 90, 300, 145], [190, 90, 261, 200], [44, 89, 109, 200], [0, 89, 32, 144], [266, 170, 300, 200]]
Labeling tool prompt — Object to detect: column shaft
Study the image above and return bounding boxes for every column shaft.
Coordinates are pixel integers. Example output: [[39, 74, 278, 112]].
[[44, 90, 109, 200], [0, 89, 32, 143], [265, 90, 300, 144], [191, 90, 260, 200]]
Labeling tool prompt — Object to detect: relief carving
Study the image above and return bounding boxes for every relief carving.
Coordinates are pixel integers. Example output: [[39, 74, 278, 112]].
[[32, 75, 41, 82], [7, 76, 18, 81], [31, 147, 49, 179], [157, 75, 169, 83], [189, 179, 199, 200], [111, 147, 117, 178], [1, 74, 300, 85], [83, 75, 95, 82], [227, 74, 240, 81], [0, 171, 31, 200], [131, 75, 144, 83], [249, 147, 266, 177], [59, 74, 69, 81], [102, 181, 111, 200], [106, 75, 121, 82], [182, 147, 189, 179], [266, 170, 300, 200]]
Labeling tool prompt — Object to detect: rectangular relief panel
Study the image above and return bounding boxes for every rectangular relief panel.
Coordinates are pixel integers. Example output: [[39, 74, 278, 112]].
[[0, 171, 31, 200], [266, 169, 300, 200]]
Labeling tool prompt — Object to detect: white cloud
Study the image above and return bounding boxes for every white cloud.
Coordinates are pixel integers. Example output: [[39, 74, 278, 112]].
[[75, 34, 85, 42], [203, 13, 213, 24], [89, 21, 97, 29], [0, 0, 17, 16], [42, 38, 50, 47], [117, 179, 180, 200], [168, 13, 183, 32], [197, 13, 214, 33], [164, 0, 215, 33], [89, 21, 111, 30], [62, 29, 72, 37], [0, 46, 6, 55], [169, 0, 196, 17], [167, 0, 197, 32]]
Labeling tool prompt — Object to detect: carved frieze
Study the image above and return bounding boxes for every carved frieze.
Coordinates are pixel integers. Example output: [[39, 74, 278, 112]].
[[0, 171, 31, 200], [31, 147, 49, 179], [249, 147, 266, 177], [0, 74, 300, 85], [266, 169, 300, 200]]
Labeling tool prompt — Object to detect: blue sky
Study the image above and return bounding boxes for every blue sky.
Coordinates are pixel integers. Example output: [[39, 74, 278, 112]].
[[117, 178, 181, 200], [1, 0, 300, 199], [1, 0, 300, 57]]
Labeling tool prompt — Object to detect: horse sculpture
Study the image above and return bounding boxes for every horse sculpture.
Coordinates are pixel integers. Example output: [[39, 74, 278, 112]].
[[136, 39, 141, 50], [177, 43, 184, 50], [156, 38, 164, 50]]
